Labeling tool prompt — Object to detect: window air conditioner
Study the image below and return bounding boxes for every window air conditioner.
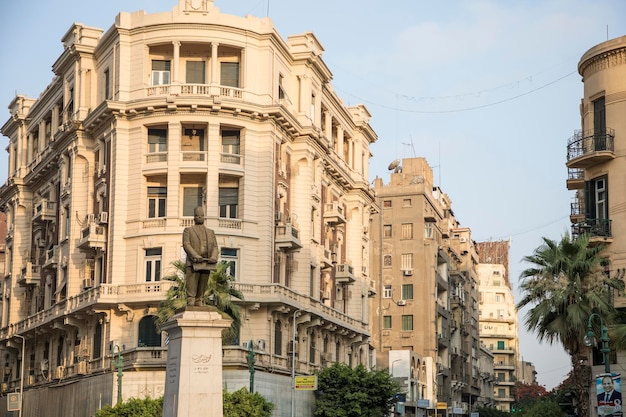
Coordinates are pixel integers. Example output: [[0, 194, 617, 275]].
[[397, 300, 407, 306]]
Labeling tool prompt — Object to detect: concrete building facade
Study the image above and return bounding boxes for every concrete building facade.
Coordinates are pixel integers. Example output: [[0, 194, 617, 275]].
[[476, 240, 520, 413], [370, 158, 481, 416], [569, 35, 626, 417], [0, 1, 376, 416]]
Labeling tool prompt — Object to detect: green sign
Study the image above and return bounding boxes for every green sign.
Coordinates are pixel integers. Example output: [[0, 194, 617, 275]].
[[7, 392, 20, 411]]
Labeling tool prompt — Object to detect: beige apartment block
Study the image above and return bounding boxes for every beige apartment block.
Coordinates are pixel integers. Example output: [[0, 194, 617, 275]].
[[0, 1, 377, 416], [569, 35, 626, 417], [370, 157, 481, 415], [476, 240, 519, 413]]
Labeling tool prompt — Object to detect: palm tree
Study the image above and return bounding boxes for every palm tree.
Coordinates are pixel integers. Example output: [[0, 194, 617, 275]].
[[517, 234, 624, 417], [155, 260, 244, 343]]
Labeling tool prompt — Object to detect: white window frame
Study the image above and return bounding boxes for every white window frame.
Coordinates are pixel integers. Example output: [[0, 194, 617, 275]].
[[383, 285, 392, 299], [144, 248, 162, 282]]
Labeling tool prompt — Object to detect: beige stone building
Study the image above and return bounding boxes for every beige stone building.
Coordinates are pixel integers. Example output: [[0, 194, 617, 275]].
[[476, 240, 519, 413], [370, 157, 481, 416], [0, 1, 377, 415], [569, 35, 626, 417]]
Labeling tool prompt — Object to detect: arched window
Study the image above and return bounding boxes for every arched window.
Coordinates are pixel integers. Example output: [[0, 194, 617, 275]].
[[274, 320, 282, 355], [138, 316, 160, 347]]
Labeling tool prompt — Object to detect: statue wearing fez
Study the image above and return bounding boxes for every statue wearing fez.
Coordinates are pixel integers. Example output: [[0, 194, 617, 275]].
[[182, 206, 219, 306]]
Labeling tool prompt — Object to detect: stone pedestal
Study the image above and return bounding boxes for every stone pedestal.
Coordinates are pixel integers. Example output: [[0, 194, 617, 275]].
[[161, 306, 232, 417]]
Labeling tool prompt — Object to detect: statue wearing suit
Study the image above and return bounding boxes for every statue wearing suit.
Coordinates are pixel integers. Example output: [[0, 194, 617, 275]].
[[183, 207, 219, 306]]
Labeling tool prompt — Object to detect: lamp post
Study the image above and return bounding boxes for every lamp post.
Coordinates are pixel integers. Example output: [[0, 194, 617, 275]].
[[14, 335, 25, 417], [583, 313, 611, 374], [113, 345, 124, 404], [246, 339, 256, 393], [291, 308, 308, 417]]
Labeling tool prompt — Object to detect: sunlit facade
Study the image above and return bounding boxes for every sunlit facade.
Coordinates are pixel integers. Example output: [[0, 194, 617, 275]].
[[0, 1, 376, 415], [570, 35, 626, 417]]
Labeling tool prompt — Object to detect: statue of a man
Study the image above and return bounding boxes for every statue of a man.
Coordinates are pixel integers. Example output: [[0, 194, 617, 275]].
[[182, 206, 219, 306]]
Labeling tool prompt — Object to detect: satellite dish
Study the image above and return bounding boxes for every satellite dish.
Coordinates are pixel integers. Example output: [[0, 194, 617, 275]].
[[388, 159, 400, 171]]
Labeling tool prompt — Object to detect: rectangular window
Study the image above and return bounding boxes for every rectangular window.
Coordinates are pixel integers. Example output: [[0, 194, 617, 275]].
[[220, 62, 240, 87], [145, 248, 162, 282], [403, 198, 412, 207], [383, 200, 392, 208], [593, 96, 606, 149], [186, 61, 205, 84], [383, 225, 392, 238], [219, 187, 238, 218], [402, 315, 414, 331], [424, 223, 434, 239], [104, 68, 111, 100], [498, 388, 506, 398], [221, 129, 241, 164], [152, 60, 171, 85], [183, 187, 203, 216], [497, 340, 505, 350], [148, 186, 167, 218], [383, 255, 392, 268], [383, 285, 392, 299], [182, 128, 205, 152], [148, 128, 167, 153], [585, 175, 610, 236], [401, 253, 413, 270], [401, 223, 413, 240], [402, 284, 413, 300], [220, 248, 238, 279], [383, 316, 392, 329]]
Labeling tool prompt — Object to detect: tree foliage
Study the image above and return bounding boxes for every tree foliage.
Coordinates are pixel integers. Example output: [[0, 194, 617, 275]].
[[96, 397, 163, 417], [517, 234, 624, 417], [522, 398, 566, 417], [223, 387, 274, 417], [155, 260, 244, 342], [314, 363, 401, 417]]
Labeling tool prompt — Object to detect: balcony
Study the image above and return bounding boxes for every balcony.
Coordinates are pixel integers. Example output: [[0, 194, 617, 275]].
[[275, 223, 302, 251], [566, 128, 615, 168], [335, 263, 355, 284], [323, 202, 346, 225], [570, 198, 584, 223], [18, 262, 41, 286], [43, 246, 60, 269], [368, 279, 377, 297], [78, 223, 107, 250], [319, 247, 333, 269], [566, 168, 584, 190], [571, 218, 612, 242], [32, 199, 57, 223]]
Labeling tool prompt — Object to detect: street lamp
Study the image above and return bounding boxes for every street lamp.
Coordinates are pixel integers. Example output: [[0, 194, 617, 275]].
[[291, 308, 309, 417], [14, 334, 25, 417], [112, 345, 124, 404], [583, 313, 611, 374]]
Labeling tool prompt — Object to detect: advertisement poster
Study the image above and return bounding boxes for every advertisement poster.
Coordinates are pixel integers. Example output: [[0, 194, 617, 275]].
[[597, 373, 623, 417]]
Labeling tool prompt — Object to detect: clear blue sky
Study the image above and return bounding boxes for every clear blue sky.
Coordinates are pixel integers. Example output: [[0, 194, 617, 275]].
[[2, 0, 626, 390]]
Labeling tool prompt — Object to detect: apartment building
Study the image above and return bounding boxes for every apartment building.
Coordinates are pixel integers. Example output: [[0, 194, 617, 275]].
[[568, 35, 626, 417], [476, 240, 519, 413], [371, 157, 481, 416], [0, 1, 377, 416]]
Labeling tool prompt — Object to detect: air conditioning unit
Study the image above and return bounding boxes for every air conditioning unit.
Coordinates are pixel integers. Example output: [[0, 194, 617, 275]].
[[87, 213, 95, 223], [397, 300, 407, 306], [459, 237, 467, 243], [274, 211, 283, 224], [256, 339, 266, 351], [28, 375, 36, 385], [402, 269, 413, 276], [0, 383, 7, 392], [242, 341, 253, 350], [56, 365, 65, 379], [83, 278, 94, 289], [99, 212, 108, 224]]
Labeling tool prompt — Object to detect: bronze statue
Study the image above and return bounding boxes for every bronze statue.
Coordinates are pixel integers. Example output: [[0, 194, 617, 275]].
[[182, 206, 219, 306]]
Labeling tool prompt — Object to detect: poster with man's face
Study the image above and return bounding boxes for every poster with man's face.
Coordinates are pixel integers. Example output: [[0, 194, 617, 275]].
[[597, 373, 623, 416]]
